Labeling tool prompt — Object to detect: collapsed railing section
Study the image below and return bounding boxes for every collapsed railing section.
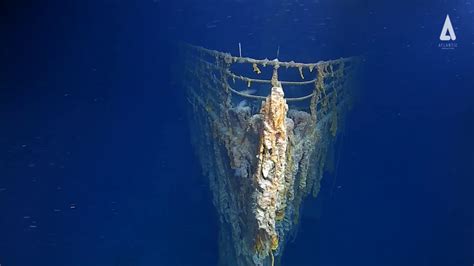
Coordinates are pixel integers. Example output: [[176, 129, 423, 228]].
[[180, 44, 360, 266]]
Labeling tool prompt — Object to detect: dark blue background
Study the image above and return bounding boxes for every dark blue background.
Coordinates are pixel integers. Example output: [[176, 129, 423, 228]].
[[1, 0, 472, 265]]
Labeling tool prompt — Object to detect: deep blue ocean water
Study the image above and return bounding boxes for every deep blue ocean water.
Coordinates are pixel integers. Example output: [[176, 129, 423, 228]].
[[1, 0, 473, 265]]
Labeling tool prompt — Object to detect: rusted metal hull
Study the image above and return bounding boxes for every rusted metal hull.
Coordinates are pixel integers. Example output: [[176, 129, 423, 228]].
[[181, 44, 360, 266]]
